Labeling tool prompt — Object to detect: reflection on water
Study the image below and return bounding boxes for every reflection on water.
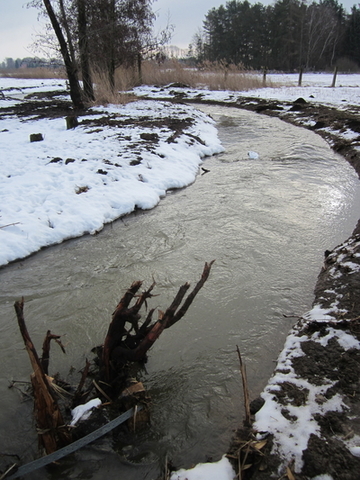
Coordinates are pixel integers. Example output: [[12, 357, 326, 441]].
[[0, 106, 359, 478]]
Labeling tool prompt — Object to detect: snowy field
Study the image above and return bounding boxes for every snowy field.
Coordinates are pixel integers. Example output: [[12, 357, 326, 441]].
[[2, 73, 360, 480]]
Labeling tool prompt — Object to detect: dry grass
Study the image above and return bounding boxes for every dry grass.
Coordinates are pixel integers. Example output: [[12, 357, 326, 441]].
[[1, 60, 268, 106], [91, 68, 137, 105], [0, 67, 66, 79], [91, 60, 268, 102], [140, 59, 268, 91]]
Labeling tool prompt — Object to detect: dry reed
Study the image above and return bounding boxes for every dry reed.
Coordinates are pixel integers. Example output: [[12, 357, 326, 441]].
[[0, 67, 66, 79], [1, 59, 268, 106], [91, 68, 137, 105], [141, 59, 268, 91]]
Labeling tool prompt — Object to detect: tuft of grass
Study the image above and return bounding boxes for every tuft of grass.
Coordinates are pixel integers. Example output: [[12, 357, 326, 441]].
[[91, 68, 136, 105], [0, 67, 66, 79]]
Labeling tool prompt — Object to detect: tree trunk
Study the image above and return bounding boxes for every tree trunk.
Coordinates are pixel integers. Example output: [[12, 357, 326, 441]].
[[43, 0, 85, 109], [77, 0, 95, 102], [59, 0, 77, 66], [108, 0, 116, 92]]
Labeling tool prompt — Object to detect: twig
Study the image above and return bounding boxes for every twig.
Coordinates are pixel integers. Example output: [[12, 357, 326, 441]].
[[0, 222, 20, 229], [0, 464, 17, 480], [93, 380, 112, 403], [236, 345, 251, 426], [72, 359, 91, 405]]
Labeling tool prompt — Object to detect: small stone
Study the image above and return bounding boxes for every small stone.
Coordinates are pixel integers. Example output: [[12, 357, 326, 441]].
[[30, 133, 44, 142]]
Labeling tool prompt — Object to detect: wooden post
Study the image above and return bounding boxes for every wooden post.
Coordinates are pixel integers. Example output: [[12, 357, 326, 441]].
[[66, 115, 78, 129], [137, 53, 142, 85], [262, 68, 267, 86], [331, 66, 338, 87], [298, 68, 303, 86]]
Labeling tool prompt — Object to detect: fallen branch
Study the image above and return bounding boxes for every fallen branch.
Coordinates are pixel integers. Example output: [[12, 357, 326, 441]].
[[0, 222, 20, 229], [5, 407, 142, 480], [41, 330, 66, 375]]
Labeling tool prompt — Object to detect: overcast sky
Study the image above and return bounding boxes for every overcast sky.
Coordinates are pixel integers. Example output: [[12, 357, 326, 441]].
[[0, 0, 358, 62]]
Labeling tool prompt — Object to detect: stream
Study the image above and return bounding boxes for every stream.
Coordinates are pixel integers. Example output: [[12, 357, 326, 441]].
[[1, 105, 360, 479]]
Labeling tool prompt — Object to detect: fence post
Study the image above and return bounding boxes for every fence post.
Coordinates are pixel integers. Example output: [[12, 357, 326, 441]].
[[262, 68, 267, 85], [298, 68, 303, 86], [331, 66, 338, 87]]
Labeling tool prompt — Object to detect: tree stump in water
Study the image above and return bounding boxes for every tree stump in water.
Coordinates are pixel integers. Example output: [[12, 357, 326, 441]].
[[13, 261, 215, 455], [101, 260, 215, 383]]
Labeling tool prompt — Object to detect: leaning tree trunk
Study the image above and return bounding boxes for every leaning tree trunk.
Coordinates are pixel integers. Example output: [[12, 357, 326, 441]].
[[43, 0, 85, 109]]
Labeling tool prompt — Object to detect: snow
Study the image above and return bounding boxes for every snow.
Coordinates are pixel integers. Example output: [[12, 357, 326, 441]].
[[70, 398, 102, 426], [170, 455, 236, 480], [247, 150, 259, 159]]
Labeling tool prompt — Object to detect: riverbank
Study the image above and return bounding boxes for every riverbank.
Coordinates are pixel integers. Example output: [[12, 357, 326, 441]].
[[133, 83, 360, 479], [244, 98, 360, 480]]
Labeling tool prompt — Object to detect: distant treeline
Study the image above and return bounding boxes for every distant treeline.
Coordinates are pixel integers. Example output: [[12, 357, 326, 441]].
[[189, 0, 360, 71], [0, 57, 63, 70]]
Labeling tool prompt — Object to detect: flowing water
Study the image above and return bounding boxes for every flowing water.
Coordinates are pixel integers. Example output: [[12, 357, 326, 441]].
[[1, 105, 360, 479]]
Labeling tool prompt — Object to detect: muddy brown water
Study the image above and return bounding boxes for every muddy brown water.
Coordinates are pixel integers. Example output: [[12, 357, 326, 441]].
[[1, 105, 360, 479]]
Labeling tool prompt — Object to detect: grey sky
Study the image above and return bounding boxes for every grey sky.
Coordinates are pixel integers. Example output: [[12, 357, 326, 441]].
[[0, 0, 358, 62]]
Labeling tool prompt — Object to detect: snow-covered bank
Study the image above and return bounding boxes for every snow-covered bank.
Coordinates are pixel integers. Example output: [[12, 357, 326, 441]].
[[0, 80, 223, 266], [133, 73, 360, 110], [251, 232, 360, 479]]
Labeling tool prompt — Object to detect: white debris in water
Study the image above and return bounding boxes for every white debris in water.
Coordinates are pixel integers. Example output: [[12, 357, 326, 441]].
[[70, 398, 102, 426], [311, 475, 334, 480], [247, 150, 259, 159], [170, 455, 236, 480]]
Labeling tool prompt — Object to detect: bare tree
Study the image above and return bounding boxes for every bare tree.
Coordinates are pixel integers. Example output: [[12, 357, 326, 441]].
[[29, 0, 166, 104], [42, 0, 84, 108]]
